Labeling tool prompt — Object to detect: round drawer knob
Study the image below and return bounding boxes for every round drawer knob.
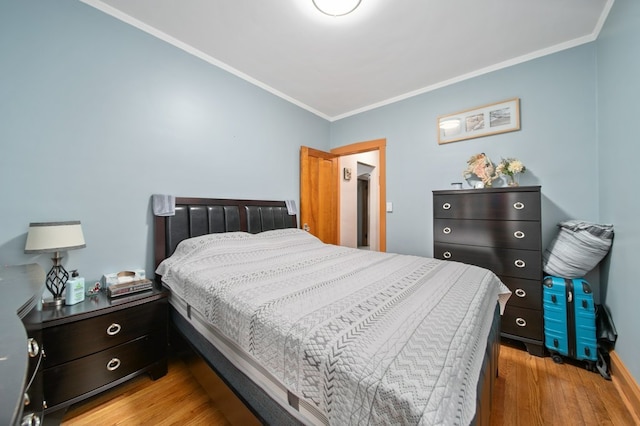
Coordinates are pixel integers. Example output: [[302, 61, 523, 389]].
[[106, 358, 121, 371], [514, 259, 526, 268], [514, 231, 525, 239], [442, 202, 451, 210], [27, 338, 39, 358], [515, 317, 527, 327], [106, 323, 122, 336], [443, 227, 451, 234], [515, 288, 527, 298], [513, 201, 525, 210], [443, 251, 452, 259]]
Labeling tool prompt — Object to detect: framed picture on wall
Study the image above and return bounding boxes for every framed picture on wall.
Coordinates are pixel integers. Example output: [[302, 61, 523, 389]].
[[437, 98, 520, 144]]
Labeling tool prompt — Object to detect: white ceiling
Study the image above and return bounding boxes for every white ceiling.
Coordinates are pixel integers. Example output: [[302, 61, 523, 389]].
[[83, 0, 613, 121]]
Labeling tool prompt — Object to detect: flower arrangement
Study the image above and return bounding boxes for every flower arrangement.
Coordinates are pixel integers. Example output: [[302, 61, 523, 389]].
[[496, 157, 526, 186], [463, 153, 498, 187]]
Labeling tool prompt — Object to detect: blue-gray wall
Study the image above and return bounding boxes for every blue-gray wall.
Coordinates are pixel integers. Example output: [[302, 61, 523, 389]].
[[596, 0, 640, 385], [0, 1, 329, 282], [331, 0, 638, 384], [331, 45, 599, 257], [1, 0, 637, 385]]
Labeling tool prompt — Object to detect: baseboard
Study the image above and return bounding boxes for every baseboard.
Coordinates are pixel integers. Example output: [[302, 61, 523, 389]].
[[611, 351, 640, 424]]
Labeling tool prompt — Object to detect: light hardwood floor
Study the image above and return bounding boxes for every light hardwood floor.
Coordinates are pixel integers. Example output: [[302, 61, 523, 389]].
[[62, 343, 633, 426]]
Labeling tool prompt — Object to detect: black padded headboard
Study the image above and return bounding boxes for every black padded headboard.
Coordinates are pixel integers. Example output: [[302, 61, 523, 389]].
[[154, 197, 297, 269]]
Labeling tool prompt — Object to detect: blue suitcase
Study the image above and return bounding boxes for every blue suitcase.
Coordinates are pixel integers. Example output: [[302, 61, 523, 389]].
[[543, 276, 598, 370]]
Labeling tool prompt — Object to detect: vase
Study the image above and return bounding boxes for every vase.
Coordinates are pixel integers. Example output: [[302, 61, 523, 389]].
[[506, 174, 520, 187]]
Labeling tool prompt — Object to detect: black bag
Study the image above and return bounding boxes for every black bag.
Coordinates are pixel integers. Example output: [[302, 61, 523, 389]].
[[595, 304, 617, 380]]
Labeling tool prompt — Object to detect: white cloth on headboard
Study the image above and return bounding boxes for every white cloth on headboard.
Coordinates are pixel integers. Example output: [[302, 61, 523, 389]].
[[153, 194, 175, 216]]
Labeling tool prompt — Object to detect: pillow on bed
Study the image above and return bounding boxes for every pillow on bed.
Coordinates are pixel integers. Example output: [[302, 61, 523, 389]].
[[156, 228, 320, 276], [156, 231, 254, 276], [542, 220, 614, 278]]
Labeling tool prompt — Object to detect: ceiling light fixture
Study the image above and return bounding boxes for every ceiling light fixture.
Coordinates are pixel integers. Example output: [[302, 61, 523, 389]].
[[312, 0, 362, 17]]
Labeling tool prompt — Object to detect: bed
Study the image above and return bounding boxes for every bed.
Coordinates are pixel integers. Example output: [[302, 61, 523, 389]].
[[153, 197, 510, 425]]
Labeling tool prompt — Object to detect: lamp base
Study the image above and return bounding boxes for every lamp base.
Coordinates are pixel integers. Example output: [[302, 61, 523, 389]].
[[46, 253, 69, 304], [43, 297, 66, 308]]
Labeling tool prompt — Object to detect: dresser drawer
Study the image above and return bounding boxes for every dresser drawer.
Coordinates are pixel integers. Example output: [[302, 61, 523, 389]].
[[44, 298, 167, 367], [500, 276, 542, 310], [433, 190, 540, 221], [433, 218, 540, 250], [501, 305, 543, 341], [434, 243, 541, 280], [43, 333, 166, 408]]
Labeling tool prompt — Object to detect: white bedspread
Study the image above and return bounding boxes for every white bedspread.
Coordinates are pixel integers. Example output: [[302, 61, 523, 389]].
[[157, 229, 511, 425]]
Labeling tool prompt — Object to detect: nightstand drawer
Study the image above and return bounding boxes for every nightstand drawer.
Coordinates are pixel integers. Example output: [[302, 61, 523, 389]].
[[44, 333, 165, 408], [501, 305, 543, 341], [433, 218, 540, 249], [44, 298, 167, 367], [434, 242, 541, 280]]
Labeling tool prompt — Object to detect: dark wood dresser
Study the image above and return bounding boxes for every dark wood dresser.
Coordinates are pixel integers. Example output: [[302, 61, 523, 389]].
[[433, 186, 544, 356], [35, 287, 168, 418]]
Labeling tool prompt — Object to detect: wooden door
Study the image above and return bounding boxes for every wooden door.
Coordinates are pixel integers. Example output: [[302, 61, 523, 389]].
[[300, 146, 338, 244]]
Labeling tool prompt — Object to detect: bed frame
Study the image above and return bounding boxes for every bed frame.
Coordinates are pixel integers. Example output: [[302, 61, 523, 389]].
[[154, 197, 499, 425]]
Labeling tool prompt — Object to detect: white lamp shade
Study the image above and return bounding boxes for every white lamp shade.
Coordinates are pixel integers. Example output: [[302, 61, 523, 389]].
[[25, 221, 86, 253], [313, 0, 361, 16]]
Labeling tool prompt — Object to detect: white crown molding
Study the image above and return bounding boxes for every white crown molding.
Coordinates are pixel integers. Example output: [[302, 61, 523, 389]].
[[82, 0, 614, 123], [80, 0, 331, 121]]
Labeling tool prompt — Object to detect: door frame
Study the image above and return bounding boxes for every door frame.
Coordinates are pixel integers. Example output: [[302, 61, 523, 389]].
[[331, 139, 386, 252]]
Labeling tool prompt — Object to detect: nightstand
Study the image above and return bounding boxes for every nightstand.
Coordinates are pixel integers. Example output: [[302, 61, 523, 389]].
[[38, 286, 168, 417]]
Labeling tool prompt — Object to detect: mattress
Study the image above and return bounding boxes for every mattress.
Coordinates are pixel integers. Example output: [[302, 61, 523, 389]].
[[157, 228, 511, 425]]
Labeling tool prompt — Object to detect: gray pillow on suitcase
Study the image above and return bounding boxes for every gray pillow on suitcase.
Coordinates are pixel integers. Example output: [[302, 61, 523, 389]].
[[543, 220, 614, 278]]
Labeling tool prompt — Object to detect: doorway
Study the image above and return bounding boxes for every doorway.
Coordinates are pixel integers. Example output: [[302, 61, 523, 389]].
[[357, 170, 370, 248], [300, 139, 386, 251], [332, 139, 385, 251]]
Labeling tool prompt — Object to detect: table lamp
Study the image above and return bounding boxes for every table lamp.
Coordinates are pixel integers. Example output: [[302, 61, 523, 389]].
[[25, 221, 86, 306]]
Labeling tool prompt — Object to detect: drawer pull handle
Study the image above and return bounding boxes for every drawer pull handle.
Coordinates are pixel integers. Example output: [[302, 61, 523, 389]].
[[107, 323, 122, 336], [515, 317, 527, 327], [27, 338, 39, 358], [443, 227, 451, 234], [514, 259, 526, 268], [107, 358, 121, 371], [513, 201, 525, 210], [443, 251, 452, 259], [515, 288, 527, 298], [514, 231, 525, 239], [21, 412, 40, 426], [442, 202, 451, 210]]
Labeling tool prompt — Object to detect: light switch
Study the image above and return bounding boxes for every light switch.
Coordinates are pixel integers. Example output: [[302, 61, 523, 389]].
[[386, 202, 393, 212]]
